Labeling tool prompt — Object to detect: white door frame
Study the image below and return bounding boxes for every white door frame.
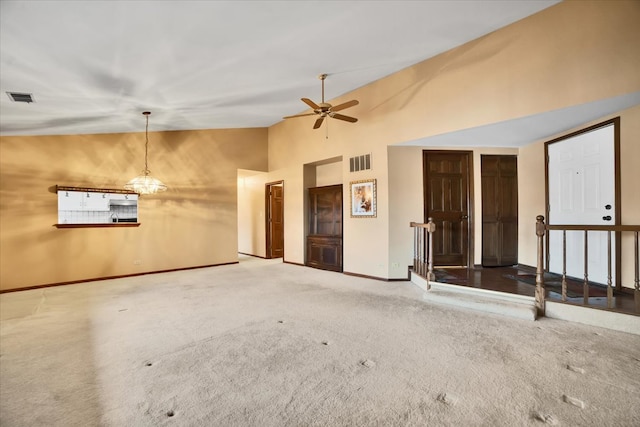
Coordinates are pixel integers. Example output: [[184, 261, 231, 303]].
[[544, 117, 621, 289]]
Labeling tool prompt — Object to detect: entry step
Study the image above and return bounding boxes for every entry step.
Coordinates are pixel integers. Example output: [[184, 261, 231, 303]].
[[411, 273, 537, 321]]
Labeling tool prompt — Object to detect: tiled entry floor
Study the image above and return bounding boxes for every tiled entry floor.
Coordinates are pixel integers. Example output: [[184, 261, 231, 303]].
[[431, 266, 638, 316]]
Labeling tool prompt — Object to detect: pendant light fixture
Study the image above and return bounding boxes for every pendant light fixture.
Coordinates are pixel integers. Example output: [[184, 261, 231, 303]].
[[124, 111, 167, 194]]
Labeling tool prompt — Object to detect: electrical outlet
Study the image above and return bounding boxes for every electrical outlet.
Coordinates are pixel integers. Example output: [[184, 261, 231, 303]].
[[133, 260, 142, 265], [391, 262, 400, 268]]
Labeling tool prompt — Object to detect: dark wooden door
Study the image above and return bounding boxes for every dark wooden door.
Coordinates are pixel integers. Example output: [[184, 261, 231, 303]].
[[307, 185, 343, 272], [424, 151, 472, 266], [481, 155, 518, 266], [266, 182, 284, 258]]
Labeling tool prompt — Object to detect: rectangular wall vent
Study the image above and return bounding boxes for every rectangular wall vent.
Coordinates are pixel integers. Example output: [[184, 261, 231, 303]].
[[349, 153, 371, 173], [6, 92, 34, 103]]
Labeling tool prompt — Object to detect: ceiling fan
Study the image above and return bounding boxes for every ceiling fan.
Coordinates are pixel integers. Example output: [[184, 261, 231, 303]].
[[284, 74, 359, 129]]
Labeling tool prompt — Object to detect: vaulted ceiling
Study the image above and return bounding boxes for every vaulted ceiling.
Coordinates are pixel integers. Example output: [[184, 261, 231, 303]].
[[0, 0, 563, 137]]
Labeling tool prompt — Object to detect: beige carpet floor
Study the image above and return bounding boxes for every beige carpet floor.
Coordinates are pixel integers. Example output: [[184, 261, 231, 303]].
[[1, 256, 639, 426]]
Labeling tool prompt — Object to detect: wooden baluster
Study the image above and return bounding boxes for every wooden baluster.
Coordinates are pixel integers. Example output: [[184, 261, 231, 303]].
[[535, 215, 546, 316], [411, 226, 419, 274], [427, 217, 436, 284], [423, 227, 428, 279], [607, 230, 613, 309], [416, 225, 420, 273], [416, 225, 423, 277], [635, 231, 639, 313], [416, 227, 424, 276], [562, 230, 567, 302], [583, 230, 589, 306], [419, 227, 425, 277]]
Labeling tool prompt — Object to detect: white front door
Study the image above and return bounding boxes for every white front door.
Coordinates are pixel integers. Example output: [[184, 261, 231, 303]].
[[547, 123, 616, 285]]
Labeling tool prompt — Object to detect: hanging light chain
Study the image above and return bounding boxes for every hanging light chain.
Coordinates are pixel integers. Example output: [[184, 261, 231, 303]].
[[124, 111, 167, 194]]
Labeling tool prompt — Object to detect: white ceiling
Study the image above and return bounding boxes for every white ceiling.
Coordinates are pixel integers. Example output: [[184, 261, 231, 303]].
[[0, 0, 562, 137]]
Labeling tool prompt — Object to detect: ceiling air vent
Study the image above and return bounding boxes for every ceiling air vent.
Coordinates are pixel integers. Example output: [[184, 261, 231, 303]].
[[349, 153, 371, 173], [6, 92, 35, 103]]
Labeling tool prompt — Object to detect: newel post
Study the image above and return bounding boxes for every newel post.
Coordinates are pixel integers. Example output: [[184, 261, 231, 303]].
[[535, 215, 546, 317]]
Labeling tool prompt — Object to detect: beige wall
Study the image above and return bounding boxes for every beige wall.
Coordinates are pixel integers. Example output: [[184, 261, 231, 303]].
[[236, 159, 343, 263], [620, 106, 640, 288], [237, 170, 268, 257], [315, 162, 342, 187], [2, 1, 639, 289], [268, 1, 640, 279], [0, 128, 268, 291], [388, 146, 519, 277], [269, 0, 639, 165]]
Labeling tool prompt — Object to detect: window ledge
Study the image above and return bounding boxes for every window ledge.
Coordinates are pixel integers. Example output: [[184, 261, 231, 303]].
[[54, 223, 141, 228]]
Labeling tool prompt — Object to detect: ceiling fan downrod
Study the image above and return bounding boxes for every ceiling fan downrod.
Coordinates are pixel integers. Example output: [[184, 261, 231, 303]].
[[319, 73, 327, 103]]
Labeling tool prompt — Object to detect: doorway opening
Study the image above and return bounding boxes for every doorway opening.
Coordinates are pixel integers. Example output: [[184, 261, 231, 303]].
[[302, 156, 343, 268], [265, 181, 284, 259]]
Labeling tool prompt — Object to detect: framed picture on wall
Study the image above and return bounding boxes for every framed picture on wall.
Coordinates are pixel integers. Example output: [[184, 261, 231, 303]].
[[350, 179, 376, 218]]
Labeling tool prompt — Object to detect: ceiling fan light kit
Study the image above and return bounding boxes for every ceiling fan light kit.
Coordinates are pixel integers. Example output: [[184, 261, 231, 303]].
[[284, 74, 359, 129], [124, 111, 168, 195]]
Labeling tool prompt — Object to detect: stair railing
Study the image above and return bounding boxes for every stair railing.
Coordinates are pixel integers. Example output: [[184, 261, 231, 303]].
[[410, 218, 436, 288], [535, 215, 640, 314]]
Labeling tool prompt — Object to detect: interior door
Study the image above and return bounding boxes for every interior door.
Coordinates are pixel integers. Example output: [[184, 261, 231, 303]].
[[306, 185, 343, 272], [424, 151, 472, 267], [547, 122, 617, 285], [482, 155, 518, 267], [266, 182, 284, 258]]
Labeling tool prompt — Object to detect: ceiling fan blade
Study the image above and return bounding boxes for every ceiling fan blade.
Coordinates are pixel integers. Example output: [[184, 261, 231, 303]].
[[301, 98, 320, 110], [330, 113, 358, 123], [283, 112, 317, 119], [331, 99, 359, 112], [313, 116, 325, 129]]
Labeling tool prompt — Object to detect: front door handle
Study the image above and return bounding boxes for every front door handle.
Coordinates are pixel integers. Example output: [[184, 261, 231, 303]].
[[602, 215, 612, 221]]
